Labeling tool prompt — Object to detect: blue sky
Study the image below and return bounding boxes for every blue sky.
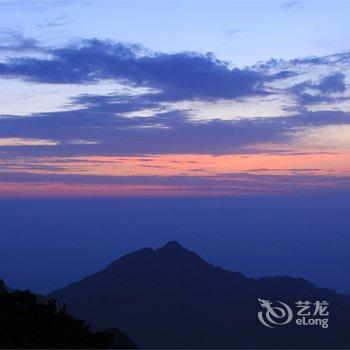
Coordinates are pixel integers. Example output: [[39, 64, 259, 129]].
[[2, 1, 350, 65]]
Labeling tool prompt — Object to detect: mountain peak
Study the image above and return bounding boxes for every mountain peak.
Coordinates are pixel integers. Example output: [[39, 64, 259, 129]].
[[106, 241, 198, 271], [162, 240, 184, 250], [156, 240, 209, 267]]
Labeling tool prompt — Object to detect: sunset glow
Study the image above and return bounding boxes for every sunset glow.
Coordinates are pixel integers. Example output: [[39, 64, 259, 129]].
[[1, 1, 350, 196]]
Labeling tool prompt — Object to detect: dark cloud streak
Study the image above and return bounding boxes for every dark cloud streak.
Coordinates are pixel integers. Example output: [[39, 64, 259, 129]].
[[0, 38, 273, 100]]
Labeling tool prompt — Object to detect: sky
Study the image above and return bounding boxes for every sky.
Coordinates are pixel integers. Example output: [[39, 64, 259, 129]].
[[1, 196, 350, 293], [0, 0, 350, 196], [1, 1, 350, 294]]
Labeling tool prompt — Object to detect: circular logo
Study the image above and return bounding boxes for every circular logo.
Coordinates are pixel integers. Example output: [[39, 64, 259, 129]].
[[258, 298, 293, 328]]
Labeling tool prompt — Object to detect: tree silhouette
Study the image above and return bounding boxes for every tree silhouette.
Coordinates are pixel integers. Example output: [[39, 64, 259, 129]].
[[0, 279, 137, 349]]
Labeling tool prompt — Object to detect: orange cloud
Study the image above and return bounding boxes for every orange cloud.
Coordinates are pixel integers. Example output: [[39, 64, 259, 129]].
[[1, 151, 350, 196], [8, 152, 350, 176]]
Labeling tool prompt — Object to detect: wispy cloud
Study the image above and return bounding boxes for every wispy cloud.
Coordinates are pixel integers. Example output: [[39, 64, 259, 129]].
[[281, 1, 304, 13]]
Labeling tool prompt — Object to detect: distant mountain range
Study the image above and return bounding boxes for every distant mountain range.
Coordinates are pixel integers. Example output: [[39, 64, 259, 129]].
[[49, 241, 350, 349]]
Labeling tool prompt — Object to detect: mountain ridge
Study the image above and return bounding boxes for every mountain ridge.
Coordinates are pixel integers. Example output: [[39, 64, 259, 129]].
[[48, 241, 350, 349], [51, 241, 328, 297]]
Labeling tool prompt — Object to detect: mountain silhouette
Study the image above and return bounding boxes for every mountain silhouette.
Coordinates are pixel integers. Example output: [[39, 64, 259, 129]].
[[0, 279, 137, 349], [49, 241, 350, 349]]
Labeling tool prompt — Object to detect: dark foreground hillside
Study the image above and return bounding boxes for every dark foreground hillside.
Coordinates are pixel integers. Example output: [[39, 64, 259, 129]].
[[50, 241, 350, 349], [0, 279, 137, 349]]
